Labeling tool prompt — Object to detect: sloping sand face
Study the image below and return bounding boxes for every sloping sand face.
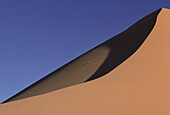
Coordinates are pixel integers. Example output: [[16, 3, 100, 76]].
[[0, 8, 170, 114]]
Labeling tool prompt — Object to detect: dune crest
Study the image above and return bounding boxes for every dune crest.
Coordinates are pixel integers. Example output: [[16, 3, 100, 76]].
[[1, 8, 170, 115]]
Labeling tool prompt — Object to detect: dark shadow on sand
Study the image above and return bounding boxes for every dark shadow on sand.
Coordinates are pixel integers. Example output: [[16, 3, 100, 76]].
[[85, 8, 161, 82]]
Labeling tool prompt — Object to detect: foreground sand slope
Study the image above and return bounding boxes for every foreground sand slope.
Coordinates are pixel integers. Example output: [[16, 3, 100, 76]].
[[0, 8, 170, 114]]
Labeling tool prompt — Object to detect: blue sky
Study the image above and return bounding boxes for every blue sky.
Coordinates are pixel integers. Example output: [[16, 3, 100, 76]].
[[0, 0, 170, 103]]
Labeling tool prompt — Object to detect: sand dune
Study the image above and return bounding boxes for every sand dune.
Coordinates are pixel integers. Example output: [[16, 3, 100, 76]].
[[2, 8, 161, 103], [0, 8, 170, 114]]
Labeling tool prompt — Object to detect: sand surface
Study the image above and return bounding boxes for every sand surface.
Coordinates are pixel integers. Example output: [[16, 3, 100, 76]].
[[0, 8, 170, 114]]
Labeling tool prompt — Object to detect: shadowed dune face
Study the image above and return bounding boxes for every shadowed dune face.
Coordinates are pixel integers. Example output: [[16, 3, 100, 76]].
[[86, 8, 161, 81], [0, 8, 170, 115], [2, 46, 111, 103], [2, 9, 161, 103]]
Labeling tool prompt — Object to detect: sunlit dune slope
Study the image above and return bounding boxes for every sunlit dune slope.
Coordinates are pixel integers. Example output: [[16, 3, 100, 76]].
[[2, 8, 161, 103], [1, 8, 170, 115]]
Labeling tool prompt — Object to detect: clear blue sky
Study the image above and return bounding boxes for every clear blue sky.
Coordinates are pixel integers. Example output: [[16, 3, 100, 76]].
[[0, 0, 170, 103]]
